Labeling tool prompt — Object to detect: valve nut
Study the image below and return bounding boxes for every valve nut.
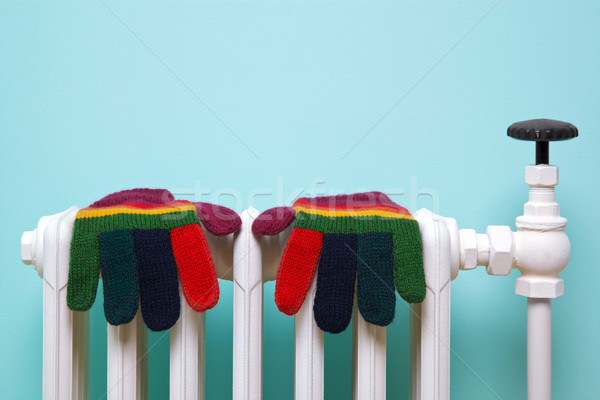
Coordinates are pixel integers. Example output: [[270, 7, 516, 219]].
[[525, 165, 558, 187], [486, 226, 514, 276], [459, 229, 478, 270], [515, 276, 564, 298]]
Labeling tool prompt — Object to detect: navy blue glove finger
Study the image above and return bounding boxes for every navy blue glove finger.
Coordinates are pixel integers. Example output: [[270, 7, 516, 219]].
[[133, 229, 181, 331], [313, 234, 357, 334]]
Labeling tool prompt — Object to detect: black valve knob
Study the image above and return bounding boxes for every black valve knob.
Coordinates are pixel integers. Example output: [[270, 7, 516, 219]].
[[507, 119, 578, 165]]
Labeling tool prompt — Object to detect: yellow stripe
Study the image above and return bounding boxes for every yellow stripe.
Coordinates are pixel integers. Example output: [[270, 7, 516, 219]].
[[294, 206, 414, 220], [77, 204, 196, 219]]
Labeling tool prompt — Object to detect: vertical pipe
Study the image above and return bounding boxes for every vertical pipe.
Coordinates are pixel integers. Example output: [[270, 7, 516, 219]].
[[38, 208, 90, 400], [411, 210, 452, 400], [527, 298, 552, 400], [352, 300, 386, 400], [294, 279, 324, 400], [170, 293, 205, 400], [107, 311, 148, 400], [233, 208, 263, 400]]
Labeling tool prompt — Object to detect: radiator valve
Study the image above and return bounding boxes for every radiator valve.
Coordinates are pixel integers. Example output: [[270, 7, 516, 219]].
[[508, 118, 577, 298]]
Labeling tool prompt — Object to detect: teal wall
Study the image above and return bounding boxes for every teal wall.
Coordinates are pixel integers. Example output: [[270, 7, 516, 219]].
[[1, 1, 598, 399]]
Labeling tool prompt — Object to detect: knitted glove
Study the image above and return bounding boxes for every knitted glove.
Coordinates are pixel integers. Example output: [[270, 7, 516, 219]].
[[253, 192, 425, 334], [67, 189, 241, 331]]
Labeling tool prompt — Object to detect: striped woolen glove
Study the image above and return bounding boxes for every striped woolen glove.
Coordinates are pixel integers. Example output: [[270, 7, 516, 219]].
[[67, 189, 241, 331], [253, 192, 425, 334]]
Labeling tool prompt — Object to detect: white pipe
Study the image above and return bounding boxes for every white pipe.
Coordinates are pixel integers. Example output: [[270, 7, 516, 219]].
[[107, 311, 148, 400], [170, 293, 205, 400], [294, 279, 324, 400], [352, 301, 386, 400], [232, 208, 263, 400], [411, 209, 452, 400], [527, 298, 552, 400], [37, 207, 90, 400]]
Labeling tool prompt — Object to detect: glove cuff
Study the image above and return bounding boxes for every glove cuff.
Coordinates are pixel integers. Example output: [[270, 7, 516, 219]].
[[292, 192, 415, 234], [194, 202, 242, 236], [252, 207, 296, 236], [90, 188, 174, 208], [75, 200, 200, 235]]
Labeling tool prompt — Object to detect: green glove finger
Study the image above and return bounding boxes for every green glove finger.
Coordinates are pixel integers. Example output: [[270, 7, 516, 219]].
[[392, 219, 426, 303], [67, 228, 101, 311]]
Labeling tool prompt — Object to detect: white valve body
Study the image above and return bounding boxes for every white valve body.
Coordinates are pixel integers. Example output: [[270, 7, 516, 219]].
[[446, 165, 571, 300]]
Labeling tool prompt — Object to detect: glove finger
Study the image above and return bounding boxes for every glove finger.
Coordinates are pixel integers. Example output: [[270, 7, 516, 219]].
[[252, 207, 296, 236], [67, 228, 101, 311], [133, 229, 181, 331], [171, 224, 219, 312], [356, 233, 395, 326], [274, 227, 323, 315], [313, 234, 357, 334], [194, 202, 241, 237], [392, 220, 426, 303], [98, 230, 140, 325]]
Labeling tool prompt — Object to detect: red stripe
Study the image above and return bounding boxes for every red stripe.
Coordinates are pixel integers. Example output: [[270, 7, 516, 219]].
[[85, 200, 192, 211], [293, 199, 410, 215]]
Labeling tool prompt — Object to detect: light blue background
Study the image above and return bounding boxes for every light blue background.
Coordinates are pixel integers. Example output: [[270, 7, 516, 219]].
[[1, 0, 598, 399]]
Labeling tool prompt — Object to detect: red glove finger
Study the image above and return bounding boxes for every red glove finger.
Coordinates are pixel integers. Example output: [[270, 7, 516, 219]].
[[171, 224, 219, 312], [274, 227, 323, 316]]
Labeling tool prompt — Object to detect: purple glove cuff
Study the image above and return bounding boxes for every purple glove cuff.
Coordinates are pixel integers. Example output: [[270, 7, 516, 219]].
[[90, 188, 174, 208], [252, 207, 296, 236], [194, 202, 242, 236]]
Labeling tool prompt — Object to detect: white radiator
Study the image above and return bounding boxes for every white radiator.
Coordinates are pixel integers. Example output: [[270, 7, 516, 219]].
[[18, 205, 482, 400], [20, 164, 570, 400]]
